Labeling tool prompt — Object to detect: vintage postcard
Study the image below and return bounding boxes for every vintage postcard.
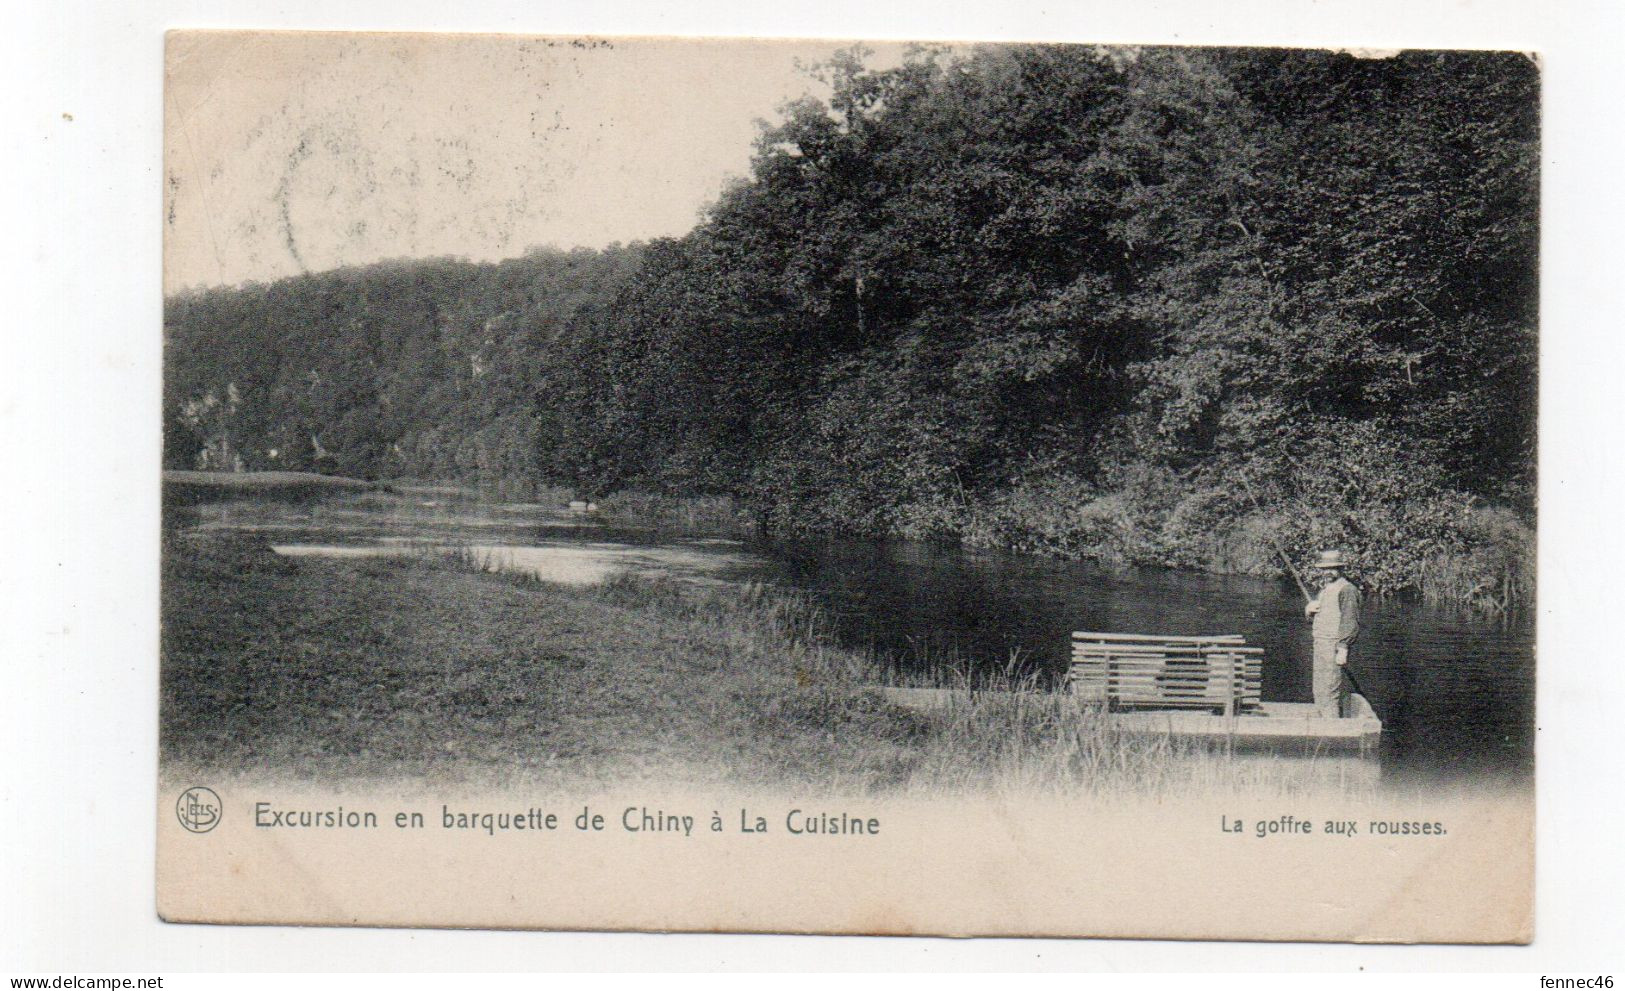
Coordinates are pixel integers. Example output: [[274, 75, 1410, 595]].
[[159, 31, 1536, 940]]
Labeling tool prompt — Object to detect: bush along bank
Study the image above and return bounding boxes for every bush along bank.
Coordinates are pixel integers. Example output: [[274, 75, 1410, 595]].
[[952, 445, 1535, 616], [565, 467, 1532, 618], [741, 436, 1533, 617], [962, 481, 1531, 616]]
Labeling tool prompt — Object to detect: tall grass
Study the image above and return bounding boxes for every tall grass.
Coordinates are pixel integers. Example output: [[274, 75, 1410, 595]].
[[1415, 507, 1534, 616], [407, 541, 563, 593], [161, 469, 381, 507], [871, 665, 1378, 797], [592, 573, 874, 687], [586, 572, 1376, 797], [238, 537, 1380, 797], [168, 534, 1488, 795], [383, 477, 576, 505], [592, 491, 757, 535], [961, 475, 1534, 618]]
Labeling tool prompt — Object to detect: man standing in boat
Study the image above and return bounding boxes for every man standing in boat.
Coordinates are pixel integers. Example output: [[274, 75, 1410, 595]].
[[1304, 550, 1361, 717]]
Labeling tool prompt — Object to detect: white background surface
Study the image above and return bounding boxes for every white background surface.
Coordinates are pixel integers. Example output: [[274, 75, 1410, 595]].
[[5, 0, 1622, 973]]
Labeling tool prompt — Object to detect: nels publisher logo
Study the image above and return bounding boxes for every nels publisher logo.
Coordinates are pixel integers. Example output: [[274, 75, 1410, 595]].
[[176, 786, 222, 833]]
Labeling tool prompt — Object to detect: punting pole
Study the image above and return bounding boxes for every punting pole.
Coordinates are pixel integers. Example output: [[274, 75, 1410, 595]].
[[1239, 473, 1378, 718], [1239, 474, 1313, 604]]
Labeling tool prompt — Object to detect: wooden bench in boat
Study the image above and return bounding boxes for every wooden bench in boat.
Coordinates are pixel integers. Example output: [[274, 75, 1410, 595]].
[[874, 630, 1377, 755], [1068, 632, 1263, 717]]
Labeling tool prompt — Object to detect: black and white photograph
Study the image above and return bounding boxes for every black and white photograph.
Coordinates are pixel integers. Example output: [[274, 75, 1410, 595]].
[[152, 31, 1539, 939]]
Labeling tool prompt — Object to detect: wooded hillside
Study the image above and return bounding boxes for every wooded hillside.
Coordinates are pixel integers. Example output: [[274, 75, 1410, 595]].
[[165, 45, 1537, 604]]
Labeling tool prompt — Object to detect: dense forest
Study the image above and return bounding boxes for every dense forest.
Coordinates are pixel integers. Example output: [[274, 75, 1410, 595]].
[[164, 246, 647, 491], [164, 45, 1537, 607]]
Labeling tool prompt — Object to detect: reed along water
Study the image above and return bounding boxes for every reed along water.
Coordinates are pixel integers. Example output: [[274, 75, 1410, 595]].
[[745, 538, 1533, 787], [177, 487, 1535, 788]]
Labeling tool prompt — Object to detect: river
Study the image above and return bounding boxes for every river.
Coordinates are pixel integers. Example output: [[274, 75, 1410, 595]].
[[177, 486, 1535, 787]]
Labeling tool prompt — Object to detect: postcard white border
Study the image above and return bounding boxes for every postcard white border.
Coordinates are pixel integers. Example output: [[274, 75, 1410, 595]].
[[8, 0, 1622, 972]]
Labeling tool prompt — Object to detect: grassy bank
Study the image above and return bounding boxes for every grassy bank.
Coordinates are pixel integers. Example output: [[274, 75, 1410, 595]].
[[162, 469, 384, 506], [385, 458, 1531, 617], [591, 490, 758, 536], [163, 536, 1375, 796], [958, 480, 1534, 617], [581, 480, 1532, 617], [163, 536, 917, 792]]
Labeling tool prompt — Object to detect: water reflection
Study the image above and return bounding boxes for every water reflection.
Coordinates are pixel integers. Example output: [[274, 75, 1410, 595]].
[[178, 488, 1534, 786]]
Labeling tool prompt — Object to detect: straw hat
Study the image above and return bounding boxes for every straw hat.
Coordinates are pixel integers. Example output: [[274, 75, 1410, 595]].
[[1314, 550, 1349, 570]]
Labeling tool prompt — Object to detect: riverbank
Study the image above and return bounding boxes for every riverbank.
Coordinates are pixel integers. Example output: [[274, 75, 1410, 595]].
[[956, 483, 1535, 617], [567, 484, 1533, 618], [161, 535, 1374, 796], [187, 467, 1531, 617], [162, 469, 385, 506]]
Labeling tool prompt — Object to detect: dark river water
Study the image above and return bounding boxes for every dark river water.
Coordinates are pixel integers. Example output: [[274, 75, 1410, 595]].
[[182, 488, 1535, 786], [745, 538, 1533, 785]]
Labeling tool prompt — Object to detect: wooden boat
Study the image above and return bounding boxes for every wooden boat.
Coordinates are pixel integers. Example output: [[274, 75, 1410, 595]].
[[875, 685, 1381, 753], [875, 630, 1382, 756], [1069, 631, 1382, 753], [1105, 694, 1381, 754]]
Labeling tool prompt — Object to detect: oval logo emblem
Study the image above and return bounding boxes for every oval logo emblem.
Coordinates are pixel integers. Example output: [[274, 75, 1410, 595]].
[[176, 786, 222, 833]]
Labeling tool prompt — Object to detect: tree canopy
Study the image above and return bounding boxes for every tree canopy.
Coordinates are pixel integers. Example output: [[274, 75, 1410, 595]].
[[165, 44, 1537, 599]]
